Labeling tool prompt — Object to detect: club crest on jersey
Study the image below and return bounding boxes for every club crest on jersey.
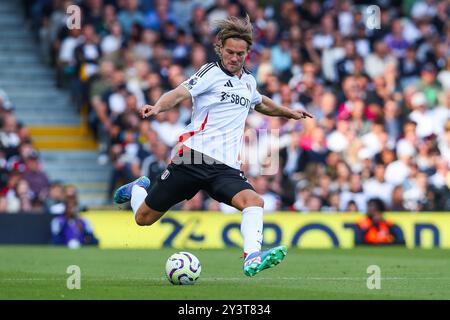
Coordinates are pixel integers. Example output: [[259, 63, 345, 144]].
[[161, 169, 170, 180]]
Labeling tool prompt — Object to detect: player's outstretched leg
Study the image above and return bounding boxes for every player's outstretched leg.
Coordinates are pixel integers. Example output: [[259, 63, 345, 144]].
[[231, 190, 287, 277], [113, 176, 150, 204], [243, 245, 288, 277], [113, 176, 165, 226]]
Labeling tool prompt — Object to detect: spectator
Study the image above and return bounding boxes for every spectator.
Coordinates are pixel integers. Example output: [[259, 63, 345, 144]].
[[270, 32, 292, 74], [364, 40, 397, 80], [432, 91, 450, 136], [312, 14, 335, 51], [326, 119, 351, 153], [45, 182, 66, 215], [416, 63, 442, 108], [206, 0, 229, 26], [8, 179, 33, 213], [408, 91, 435, 138], [118, 0, 145, 36], [140, 141, 168, 182], [385, 141, 415, 186], [303, 194, 322, 213], [384, 100, 402, 145], [172, 0, 196, 31], [83, 0, 105, 34], [184, 44, 207, 78], [292, 182, 312, 212], [88, 60, 116, 145], [57, 27, 83, 89], [108, 129, 141, 200], [391, 185, 407, 211], [75, 24, 102, 79], [398, 46, 421, 88], [272, 84, 303, 111], [151, 108, 185, 148], [384, 19, 409, 58], [250, 176, 280, 212], [255, 48, 273, 85], [331, 160, 352, 193], [0, 113, 21, 161], [22, 149, 50, 205], [335, 38, 358, 82], [354, 25, 371, 58], [355, 198, 405, 246], [322, 191, 340, 212], [340, 174, 367, 213], [437, 56, 450, 90], [438, 120, 450, 164], [101, 20, 124, 56], [337, 0, 353, 36], [51, 192, 99, 248], [411, 0, 438, 20], [363, 163, 394, 207]]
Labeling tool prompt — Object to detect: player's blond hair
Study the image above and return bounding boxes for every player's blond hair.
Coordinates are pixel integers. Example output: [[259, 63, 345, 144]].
[[214, 14, 253, 56]]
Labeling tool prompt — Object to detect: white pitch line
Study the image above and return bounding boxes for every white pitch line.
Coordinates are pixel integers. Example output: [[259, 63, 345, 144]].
[[205, 277, 450, 281], [1, 277, 450, 282]]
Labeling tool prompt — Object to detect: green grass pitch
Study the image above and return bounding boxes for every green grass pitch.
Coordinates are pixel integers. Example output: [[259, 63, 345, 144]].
[[1, 246, 449, 300]]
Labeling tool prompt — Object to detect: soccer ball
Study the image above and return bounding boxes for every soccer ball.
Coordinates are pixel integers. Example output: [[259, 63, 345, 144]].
[[165, 252, 201, 285]]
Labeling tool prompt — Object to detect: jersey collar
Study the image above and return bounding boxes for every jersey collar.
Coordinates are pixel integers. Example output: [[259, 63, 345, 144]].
[[217, 60, 244, 79]]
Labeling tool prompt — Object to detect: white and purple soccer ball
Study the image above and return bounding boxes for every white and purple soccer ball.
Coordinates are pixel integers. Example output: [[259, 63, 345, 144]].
[[165, 252, 201, 285]]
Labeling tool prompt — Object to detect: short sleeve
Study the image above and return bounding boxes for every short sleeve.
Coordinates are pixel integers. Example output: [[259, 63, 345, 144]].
[[181, 63, 216, 98], [251, 88, 262, 109]]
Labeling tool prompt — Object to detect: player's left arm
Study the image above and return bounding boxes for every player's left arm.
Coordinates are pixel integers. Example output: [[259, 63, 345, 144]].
[[254, 95, 313, 120]]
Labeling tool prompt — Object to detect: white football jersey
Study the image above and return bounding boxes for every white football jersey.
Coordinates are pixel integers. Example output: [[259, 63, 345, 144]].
[[179, 62, 262, 169]]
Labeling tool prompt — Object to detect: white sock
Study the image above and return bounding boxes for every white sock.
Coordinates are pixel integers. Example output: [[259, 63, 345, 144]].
[[131, 185, 147, 215], [241, 206, 263, 257]]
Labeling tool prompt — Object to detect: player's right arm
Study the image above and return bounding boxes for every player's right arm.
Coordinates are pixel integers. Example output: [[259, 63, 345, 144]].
[[140, 63, 216, 119], [140, 85, 191, 118]]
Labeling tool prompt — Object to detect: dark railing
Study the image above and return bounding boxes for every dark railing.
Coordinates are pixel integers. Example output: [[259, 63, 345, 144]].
[[0, 213, 53, 244]]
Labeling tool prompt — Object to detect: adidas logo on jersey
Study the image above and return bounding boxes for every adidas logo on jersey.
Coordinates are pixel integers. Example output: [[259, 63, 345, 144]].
[[224, 80, 233, 87]]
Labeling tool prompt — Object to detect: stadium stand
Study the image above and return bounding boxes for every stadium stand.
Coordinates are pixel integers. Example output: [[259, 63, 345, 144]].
[[0, 0, 111, 210], [1, 0, 449, 213]]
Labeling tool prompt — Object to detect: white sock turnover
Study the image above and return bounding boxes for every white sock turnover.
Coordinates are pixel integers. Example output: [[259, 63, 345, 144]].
[[131, 185, 147, 215], [241, 206, 264, 258]]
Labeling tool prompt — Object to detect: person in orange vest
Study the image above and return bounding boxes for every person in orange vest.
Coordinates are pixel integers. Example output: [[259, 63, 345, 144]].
[[356, 198, 405, 246]]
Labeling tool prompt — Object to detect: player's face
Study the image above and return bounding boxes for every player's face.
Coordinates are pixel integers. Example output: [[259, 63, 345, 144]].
[[220, 38, 249, 75]]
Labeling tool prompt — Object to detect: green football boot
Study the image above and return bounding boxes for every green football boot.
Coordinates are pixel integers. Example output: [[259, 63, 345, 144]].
[[243, 245, 288, 277]]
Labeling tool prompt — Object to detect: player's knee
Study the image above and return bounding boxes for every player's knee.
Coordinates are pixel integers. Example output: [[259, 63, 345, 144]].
[[135, 213, 147, 226], [135, 207, 165, 226], [135, 212, 155, 226], [244, 195, 264, 208], [254, 196, 264, 208]]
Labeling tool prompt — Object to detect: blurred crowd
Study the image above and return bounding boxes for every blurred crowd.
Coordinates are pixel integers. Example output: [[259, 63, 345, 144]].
[[0, 89, 49, 213], [0, 91, 89, 218], [20, 0, 450, 213], [0, 89, 97, 243], [0, 90, 84, 214]]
